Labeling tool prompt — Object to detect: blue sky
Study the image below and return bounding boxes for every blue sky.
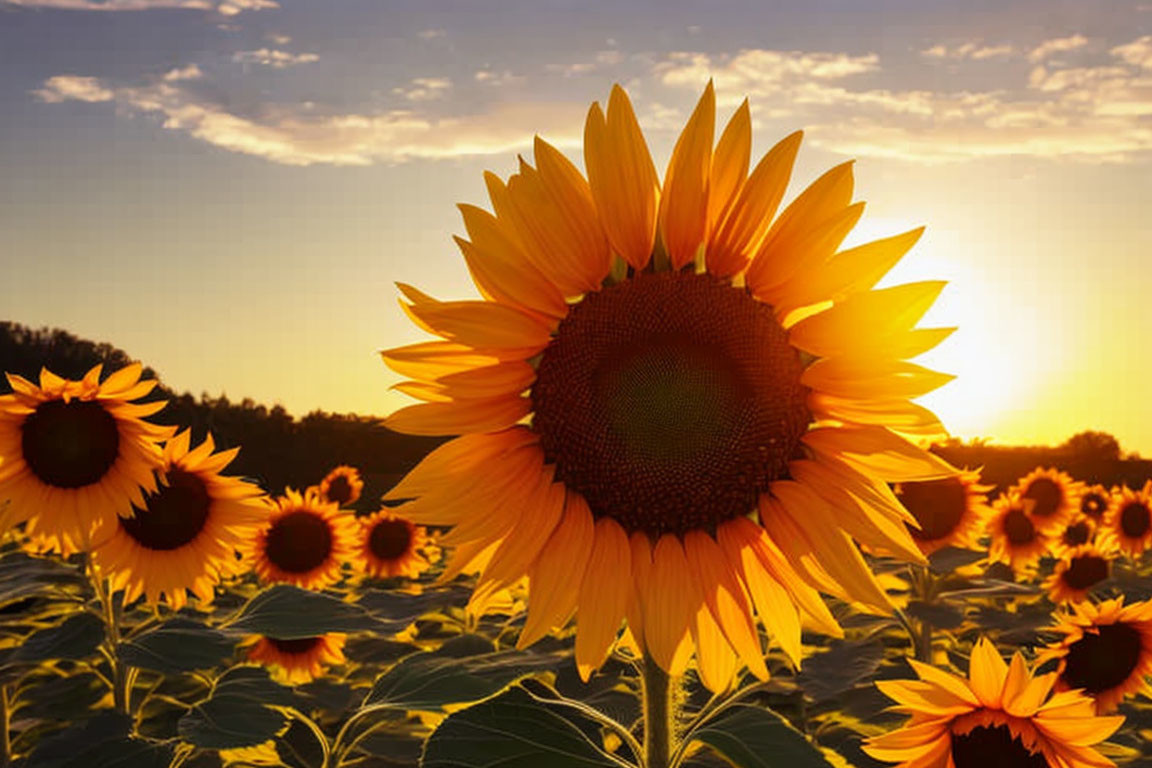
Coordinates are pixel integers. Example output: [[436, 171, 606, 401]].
[[2, 0, 1151, 452]]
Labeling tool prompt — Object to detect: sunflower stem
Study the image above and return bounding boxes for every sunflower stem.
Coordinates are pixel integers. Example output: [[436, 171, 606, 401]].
[[1, 684, 11, 768], [640, 655, 675, 768]]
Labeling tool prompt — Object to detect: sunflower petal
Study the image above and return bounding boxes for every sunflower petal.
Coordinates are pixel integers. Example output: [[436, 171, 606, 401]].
[[659, 81, 714, 270], [519, 493, 595, 649], [575, 518, 631, 680]]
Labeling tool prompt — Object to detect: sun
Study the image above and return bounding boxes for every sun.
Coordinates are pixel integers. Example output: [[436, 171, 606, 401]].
[[382, 82, 958, 689]]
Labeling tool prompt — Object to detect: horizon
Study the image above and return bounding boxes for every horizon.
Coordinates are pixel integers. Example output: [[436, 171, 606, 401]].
[[2, 0, 1150, 454]]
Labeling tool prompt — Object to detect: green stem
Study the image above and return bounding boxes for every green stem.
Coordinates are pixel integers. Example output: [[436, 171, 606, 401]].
[[88, 558, 131, 716], [916, 618, 933, 662], [1, 685, 11, 768], [640, 656, 674, 768]]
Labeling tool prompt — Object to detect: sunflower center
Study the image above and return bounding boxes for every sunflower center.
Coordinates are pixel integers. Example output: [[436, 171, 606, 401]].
[[951, 725, 1048, 768], [268, 636, 322, 655], [1061, 555, 1109, 591], [21, 399, 120, 489], [369, 518, 412, 561], [1062, 521, 1091, 547], [119, 467, 211, 550], [1062, 622, 1143, 694], [1004, 508, 1036, 545], [1120, 502, 1151, 538], [898, 477, 968, 541], [1081, 493, 1107, 519], [326, 475, 353, 505], [531, 271, 810, 536], [1023, 478, 1062, 518], [264, 510, 333, 573]]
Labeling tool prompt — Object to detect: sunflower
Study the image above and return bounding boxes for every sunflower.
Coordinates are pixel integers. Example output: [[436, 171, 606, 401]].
[[90, 430, 269, 610], [318, 465, 363, 507], [1043, 541, 1115, 605], [1010, 467, 1080, 536], [986, 493, 1050, 575], [1103, 483, 1152, 558], [864, 637, 1124, 768], [1039, 597, 1152, 714], [356, 509, 431, 579], [251, 487, 358, 589], [381, 83, 958, 689], [244, 632, 347, 685], [0, 364, 172, 554], [1079, 485, 1110, 522], [894, 470, 990, 556]]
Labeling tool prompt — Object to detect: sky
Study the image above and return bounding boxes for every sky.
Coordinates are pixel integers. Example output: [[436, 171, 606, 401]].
[[1, 0, 1151, 454]]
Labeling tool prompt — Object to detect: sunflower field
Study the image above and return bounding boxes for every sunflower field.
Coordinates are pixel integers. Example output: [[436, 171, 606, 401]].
[[4, 82, 1152, 768]]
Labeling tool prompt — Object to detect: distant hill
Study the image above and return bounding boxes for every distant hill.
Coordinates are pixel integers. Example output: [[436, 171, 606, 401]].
[[2, 322, 1148, 507]]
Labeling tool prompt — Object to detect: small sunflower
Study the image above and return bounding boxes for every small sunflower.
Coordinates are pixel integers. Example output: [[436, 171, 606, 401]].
[[1010, 467, 1080, 536], [1103, 483, 1152, 558], [382, 83, 959, 689], [244, 633, 347, 685], [986, 494, 1050, 575], [356, 509, 431, 579], [1048, 512, 1098, 560], [894, 470, 990, 556], [1039, 597, 1152, 714], [318, 465, 363, 508], [90, 430, 269, 610], [1043, 541, 1115, 605], [1079, 485, 1110, 522], [251, 488, 358, 590], [0, 364, 172, 554], [864, 637, 1124, 768]]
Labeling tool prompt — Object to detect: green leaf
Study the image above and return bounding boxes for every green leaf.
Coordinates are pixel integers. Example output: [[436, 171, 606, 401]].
[[13, 671, 106, 720], [23, 711, 173, 768], [691, 705, 838, 768], [797, 639, 884, 702], [178, 666, 296, 749], [364, 635, 560, 711], [0, 550, 85, 607], [926, 547, 986, 574], [357, 585, 472, 631], [905, 600, 966, 630], [118, 617, 235, 674], [421, 683, 630, 768], [11, 611, 104, 663], [227, 584, 387, 638]]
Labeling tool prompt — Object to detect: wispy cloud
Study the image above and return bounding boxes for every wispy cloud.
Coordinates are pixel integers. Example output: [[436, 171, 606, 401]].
[[392, 77, 451, 101], [416, 28, 445, 40], [1028, 34, 1089, 62], [921, 42, 1015, 60], [232, 49, 319, 69], [35, 73, 585, 166], [163, 64, 203, 81], [3, 0, 276, 12]]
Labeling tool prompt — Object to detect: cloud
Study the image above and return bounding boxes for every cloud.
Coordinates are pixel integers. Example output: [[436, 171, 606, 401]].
[[417, 28, 445, 40], [921, 42, 1015, 60], [1028, 34, 1088, 62], [392, 77, 451, 101], [546, 50, 625, 77], [232, 49, 319, 69], [1112, 35, 1152, 69], [35, 74, 586, 166], [474, 69, 522, 86], [163, 64, 203, 81], [3, 0, 276, 11]]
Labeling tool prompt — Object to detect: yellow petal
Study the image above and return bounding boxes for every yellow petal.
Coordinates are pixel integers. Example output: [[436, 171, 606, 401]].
[[519, 492, 595, 649], [691, 597, 739, 693], [383, 428, 536, 501], [783, 227, 925, 309], [645, 534, 696, 675], [801, 356, 955, 400], [967, 637, 1008, 709], [534, 135, 613, 288], [808, 393, 947, 438], [706, 99, 751, 233], [659, 81, 715, 270], [398, 289, 552, 351], [802, 426, 959, 482], [478, 473, 564, 592], [575, 518, 631, 680], [455, 233, 567, 321], [380, 342, 503, 380], [383, 396, 530, 437]]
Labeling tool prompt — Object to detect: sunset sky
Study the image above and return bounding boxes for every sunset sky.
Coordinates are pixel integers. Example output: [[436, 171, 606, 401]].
[[2, 0, 1150, 454]]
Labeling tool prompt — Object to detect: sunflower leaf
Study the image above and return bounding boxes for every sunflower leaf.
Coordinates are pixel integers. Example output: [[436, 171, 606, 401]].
[[421, 682, 631, 768], [905, 600, 966, 630], [691, 704, 839, 768], [177, 666, 296, 749], [118, 617, 235, 674], [796, 638, 885, 702], [226, 584, 388, 638], [8, 611, 104, 663], [0, 550, 86, 607], [926, 547, 986, 573]]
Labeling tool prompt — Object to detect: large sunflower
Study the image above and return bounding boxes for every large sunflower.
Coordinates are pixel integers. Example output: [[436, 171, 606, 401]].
[[1043, 541, 1115, 606], [1039, 597, 1152, 714], [318, 465, 363, 508], [986, 494, 1050, 575], [251, 488, 358, 590], [0, 364, 173, 554], [244, 633, 347, 685], [1103, 483, 1152, 558], [894, 471, 990, 556], [381, 83, 958, 688], [864, 638, 1124, 768], [1011, 467, 1080, 536], [89, 430, 269, 610], [356, 509, 432, 579]]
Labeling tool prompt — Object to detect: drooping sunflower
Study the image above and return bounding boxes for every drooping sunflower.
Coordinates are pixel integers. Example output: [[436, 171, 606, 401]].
[[251, 487, 358, 590], [986, 494, 1051, 575], [0, 364, 173, 554], [1043, 541, 1115, 605], [1038, 597, 1152, 714], [1103, 483, 1152, 558], [1010, 467, 1080, 536], [90, 430, 269, 610], [381, 83, 958, 689], [864, 637, 1124, 768], [1079, 485, 1111, 522], [244, 633, 347, 685], [894, 470, 990, 556], [356, 509, 432, 579], [318, 465, 363, 508]]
